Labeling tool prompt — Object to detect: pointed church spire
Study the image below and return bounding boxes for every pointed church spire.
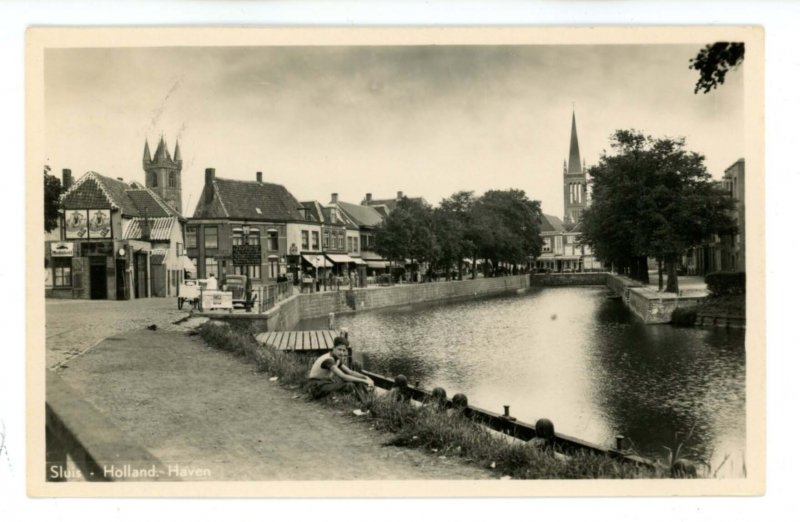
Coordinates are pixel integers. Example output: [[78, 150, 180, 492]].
[[154, 135, 172, 162], [567, 110, 582, 174], [143, 140, 151, 163], [173, 140, 182, 162]]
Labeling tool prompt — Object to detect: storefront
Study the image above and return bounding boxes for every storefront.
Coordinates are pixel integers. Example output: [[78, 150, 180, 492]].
[[45, 239, 151, 300]]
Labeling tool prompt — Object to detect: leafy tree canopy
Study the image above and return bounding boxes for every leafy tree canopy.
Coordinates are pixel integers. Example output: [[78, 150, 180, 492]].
[[690, 42, 745, 94], [44, 165, 62, 232], [581, 130, 736, 292]]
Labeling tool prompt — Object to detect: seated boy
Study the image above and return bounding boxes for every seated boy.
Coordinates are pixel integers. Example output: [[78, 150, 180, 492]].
[[307, 337, 374, 405]]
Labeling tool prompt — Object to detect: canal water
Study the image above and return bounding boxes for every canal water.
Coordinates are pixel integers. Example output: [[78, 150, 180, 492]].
[[300, 286, 746, 474]]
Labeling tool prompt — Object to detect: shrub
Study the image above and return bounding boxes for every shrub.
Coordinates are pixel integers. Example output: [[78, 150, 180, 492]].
[[704, 271, 745, 297]]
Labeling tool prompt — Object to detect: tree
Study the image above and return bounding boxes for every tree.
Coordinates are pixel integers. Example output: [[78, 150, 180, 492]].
[[581, 130, 736, 293], [690, 42, 744, 94], [436, 191, 476, 280], [373, 197, 437, 280], [44, 165, 63, 232], [470, 189, 543, 276]]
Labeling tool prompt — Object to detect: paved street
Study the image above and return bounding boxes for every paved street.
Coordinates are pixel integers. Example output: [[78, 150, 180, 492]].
[[46, 297, 492, 480], [45, 297, 192, 369], [54, 328, 493, 480]]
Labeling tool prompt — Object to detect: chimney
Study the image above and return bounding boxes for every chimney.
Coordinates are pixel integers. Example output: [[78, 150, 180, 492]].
[[256, 171, 263, 183], [397, 191, 404, 200], [117, 177, 124, 181], [205, 168, 215, 203], [365, 193, 372, 203], [62, 169, 72, 190], [331, 193, 338, 204]]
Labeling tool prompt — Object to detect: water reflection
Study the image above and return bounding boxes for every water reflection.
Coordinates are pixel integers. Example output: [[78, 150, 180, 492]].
[[300, 287, 745, 471]]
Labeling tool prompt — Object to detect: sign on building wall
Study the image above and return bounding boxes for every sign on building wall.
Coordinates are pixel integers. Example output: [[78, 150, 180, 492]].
[[88, 209, 112, 238], [232, 244, 261, 265], [50, 242, 74, 257], [65, 209, 88, 239]]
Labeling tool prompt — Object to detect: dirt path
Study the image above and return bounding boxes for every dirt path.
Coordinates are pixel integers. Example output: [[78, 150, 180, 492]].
[[55, 329, 494, 480]]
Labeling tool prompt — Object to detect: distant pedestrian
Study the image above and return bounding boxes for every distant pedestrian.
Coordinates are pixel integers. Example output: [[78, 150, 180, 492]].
[[307, 337, 373, 405]]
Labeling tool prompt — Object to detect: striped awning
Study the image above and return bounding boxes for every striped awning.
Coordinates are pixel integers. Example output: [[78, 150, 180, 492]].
[[366, 260, 389, 269], [149, 248, 168, 265]]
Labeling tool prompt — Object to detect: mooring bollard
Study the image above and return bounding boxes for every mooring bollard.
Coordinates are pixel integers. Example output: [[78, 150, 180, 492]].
[[616, 435, 625, 451], [452, 393, 468, 411], [503, 405, 510, 416], [430, 387, 447, 408], [535, 418, 555, 445]]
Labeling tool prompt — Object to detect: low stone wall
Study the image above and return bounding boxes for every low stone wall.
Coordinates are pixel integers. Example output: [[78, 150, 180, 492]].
[[346, 275, 530, 311], [530, 273, 608, 286], [605, 273, 705, 324], [213, 275, 532, 331]]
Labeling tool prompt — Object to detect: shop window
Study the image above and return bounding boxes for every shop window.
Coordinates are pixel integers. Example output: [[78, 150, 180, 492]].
[[186, 227, 197, 249], [53, 258, 72, 287], [204, 226, 218, 249]]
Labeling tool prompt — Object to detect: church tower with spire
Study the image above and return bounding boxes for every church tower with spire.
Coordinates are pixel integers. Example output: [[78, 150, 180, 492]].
[[563, 111, 587, 225], [143, 136, 183, 214]]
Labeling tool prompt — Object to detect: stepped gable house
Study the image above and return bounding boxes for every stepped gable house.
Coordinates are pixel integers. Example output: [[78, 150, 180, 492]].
[[187, 169, 316, 283], [46, 169, 189, 300]]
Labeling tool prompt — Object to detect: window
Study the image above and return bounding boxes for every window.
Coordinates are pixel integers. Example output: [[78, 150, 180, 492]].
[[347, 237, 353, 252], [266, 230, 278, 251], [248, 228, 260, 246], [232, 228, 243, 246], [337, 231, 344, 250], [186, 227, 197, 249], [323, 230, 331, 249], [353, 237, 359, 253], [204, 226, 218, 249], [566, 235, 573, 244], [301, 230, 309, 250], [169, 172, 176, 188], [151, 172, 158, 187], [205, 257, 218, 278], [53, 258, 72, 287], [234, 264, 261, 279], [542, 238, 552, 253], [176, 242, 183, 256], [311, 231, 320, 250]]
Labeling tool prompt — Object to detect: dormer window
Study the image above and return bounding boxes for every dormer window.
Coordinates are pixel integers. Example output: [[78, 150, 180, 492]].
[[255, 207, 262, 215]]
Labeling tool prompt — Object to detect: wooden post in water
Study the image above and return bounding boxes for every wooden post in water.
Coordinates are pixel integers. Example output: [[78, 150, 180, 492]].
[[616, 435, 625, 451]]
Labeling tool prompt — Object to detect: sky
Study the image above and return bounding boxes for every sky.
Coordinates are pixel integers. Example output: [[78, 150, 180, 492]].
[[44, 43, 744, 219]]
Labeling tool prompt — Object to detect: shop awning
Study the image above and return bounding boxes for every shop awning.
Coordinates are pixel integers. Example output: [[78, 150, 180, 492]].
[[302, 254, 326, 268], [325, 254, 356, 264], [179, 255, 197, 274], [366, 260, 389, 269], [350, 257, 366, 265], [150, 248, 168, 265]]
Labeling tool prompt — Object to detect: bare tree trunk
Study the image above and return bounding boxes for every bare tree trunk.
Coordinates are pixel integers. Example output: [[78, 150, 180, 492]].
[[665, 255, 680, 294]]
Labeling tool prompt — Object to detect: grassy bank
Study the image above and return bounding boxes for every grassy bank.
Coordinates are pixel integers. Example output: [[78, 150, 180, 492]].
[[198, 321, 666, 479]]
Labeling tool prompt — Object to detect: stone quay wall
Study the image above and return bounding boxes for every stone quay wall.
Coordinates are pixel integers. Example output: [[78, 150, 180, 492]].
[[530, 273, 608, 286], [249, 275, 531, 331], [604, 273, 705, 324]]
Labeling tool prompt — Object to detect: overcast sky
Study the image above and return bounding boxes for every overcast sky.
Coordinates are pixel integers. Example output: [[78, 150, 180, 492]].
[[45, 44, 744, 218]]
